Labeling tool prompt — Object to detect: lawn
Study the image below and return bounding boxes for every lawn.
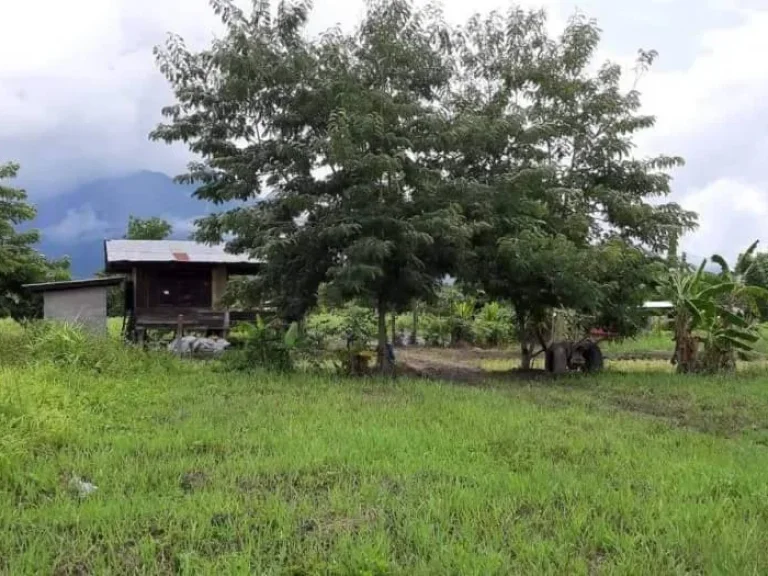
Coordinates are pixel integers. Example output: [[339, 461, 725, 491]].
[[3, 329, 768, 574]]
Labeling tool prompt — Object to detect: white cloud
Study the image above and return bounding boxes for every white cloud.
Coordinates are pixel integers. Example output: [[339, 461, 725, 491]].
[[636, 8, 768, 154], [45, 206, 110, 242], [1, 0, 767, 258], [166, 216, 198, 239], [681, 179, 766, 262]]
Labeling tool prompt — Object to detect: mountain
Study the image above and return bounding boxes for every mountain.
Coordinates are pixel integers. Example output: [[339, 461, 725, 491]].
[[32, 171, 223, 277]]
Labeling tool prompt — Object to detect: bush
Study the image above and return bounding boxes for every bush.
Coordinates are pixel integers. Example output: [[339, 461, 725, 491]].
[[422, 314, 451, 347], [0, 320, 176, 374], [473, 302, 513, 347], [224, 317, 296, 372], [305, 305, 376, 350]]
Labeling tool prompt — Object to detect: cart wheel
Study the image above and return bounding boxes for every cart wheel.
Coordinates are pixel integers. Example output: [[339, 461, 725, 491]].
[[577, 341, 604, 372]]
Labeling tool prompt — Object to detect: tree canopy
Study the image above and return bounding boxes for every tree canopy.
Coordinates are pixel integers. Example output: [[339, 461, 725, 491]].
[[444, 9, 696, 364], [124, 215, 173, 240], [152, 0, 697, 370], [0, 162, 70, 319], [152, 0, 469, 370]]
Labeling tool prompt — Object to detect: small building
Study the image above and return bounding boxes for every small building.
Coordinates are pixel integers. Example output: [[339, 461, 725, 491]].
[[103, 239, 261, 339], [23, 277, 125, 335]]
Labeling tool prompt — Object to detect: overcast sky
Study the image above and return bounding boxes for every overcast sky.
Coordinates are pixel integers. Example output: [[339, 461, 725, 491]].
[[0, 0, 766, 260]]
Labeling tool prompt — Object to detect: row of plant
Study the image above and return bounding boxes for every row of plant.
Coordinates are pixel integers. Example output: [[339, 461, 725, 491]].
[[307, 289, 518, 349]]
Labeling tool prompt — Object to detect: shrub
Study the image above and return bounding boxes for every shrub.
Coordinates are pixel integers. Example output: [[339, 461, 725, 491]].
[[473, 302, 513, 347], [422, 314, 451, 347], [224, 317, 296, 372], [448, 298, 476, 345], [305, 305, 376, 350], [0, 321, 176, 374]]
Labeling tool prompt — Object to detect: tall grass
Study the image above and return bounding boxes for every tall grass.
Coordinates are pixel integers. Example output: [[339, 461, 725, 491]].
[[3, 321, 768, 573]]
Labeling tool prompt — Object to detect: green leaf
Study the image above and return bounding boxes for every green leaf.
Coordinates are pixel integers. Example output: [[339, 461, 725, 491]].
[[284, 322, 299, 347], [723, 327, 760, 343], [718, 335, 754, 352], [717, 308, 749, 329], [710, 254, 730, 276], [698, 282, 735, 300]]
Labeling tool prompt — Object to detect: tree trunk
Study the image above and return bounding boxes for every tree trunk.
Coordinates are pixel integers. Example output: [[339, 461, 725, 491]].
[[377, 298, 394, 375], [390, 312, 397, 347], [409, 303, 419, 345], [520, 342, 532, 370], [673, 315, 699, 373], [515, 309, 532, 370]]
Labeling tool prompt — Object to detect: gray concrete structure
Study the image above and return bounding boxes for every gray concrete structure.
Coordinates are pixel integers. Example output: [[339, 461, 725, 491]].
[[42, 286, 108, 335], [24, 277, 124, 336]]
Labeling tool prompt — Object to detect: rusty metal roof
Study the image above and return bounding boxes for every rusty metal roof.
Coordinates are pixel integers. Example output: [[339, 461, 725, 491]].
[[105, 240, 261, 268]]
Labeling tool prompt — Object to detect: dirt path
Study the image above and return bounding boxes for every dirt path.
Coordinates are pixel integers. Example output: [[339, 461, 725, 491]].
[[398, 347, 550, 385]]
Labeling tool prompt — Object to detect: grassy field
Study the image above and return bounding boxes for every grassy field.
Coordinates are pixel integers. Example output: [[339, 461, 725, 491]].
[[3, 324, 768, 574]]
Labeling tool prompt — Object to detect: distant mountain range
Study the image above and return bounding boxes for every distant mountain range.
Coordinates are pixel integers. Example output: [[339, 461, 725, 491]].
[[29, 170, 711, 279], [31, 171, 223, 277]]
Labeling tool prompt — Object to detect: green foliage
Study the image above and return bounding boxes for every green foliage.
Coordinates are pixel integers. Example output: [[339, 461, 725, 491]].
[[448, 296, 476, 345], [742, 252, 768, 321], [124, 215, 173, 240], [661, 246, 768, 373], [306, 305, 376, 349], [421, 313, 451, 347], [473, 301, 514, 347], [448, 11, 696, 364], [224, 317, 296, 372], [151, 0, 469, 365], [6, 322, 768, 572], [150, 2, 697, 371], [0, 320, 177, 374], [0, 162, 71, 320]]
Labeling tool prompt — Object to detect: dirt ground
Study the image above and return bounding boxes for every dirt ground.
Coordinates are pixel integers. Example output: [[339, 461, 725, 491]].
[[396, 345, 674, 384], [397, 346, 551, 384]]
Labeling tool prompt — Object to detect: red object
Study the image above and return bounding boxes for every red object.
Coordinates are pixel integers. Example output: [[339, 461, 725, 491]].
[[589, 327, 617, 338], [172, 252, 190, 262]]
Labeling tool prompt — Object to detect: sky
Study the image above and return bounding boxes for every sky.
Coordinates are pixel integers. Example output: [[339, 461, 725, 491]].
[[0, 0, 766, 261]]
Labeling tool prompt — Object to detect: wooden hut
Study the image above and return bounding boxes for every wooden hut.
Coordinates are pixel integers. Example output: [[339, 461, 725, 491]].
[[104, 240, 261, 340]]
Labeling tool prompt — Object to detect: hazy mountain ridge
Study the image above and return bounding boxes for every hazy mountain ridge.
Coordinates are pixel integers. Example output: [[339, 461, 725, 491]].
[[32, 171, 211, 277]]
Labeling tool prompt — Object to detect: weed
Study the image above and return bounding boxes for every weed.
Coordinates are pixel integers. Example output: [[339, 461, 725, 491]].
[[3, 323, 768, 573]]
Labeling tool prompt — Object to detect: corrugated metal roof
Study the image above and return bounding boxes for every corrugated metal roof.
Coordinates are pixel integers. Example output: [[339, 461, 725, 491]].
[[105, 240, 261, 265], [24, 277, 124, 293]]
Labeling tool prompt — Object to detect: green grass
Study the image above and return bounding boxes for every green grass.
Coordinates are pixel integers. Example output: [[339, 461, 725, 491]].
[[601, 331, 673, 356], [4, 326, 768, 573]]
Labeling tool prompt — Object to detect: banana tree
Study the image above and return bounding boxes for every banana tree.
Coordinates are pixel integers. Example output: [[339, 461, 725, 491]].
[[711, 241, 768, 321], [662, 261, 713, 372], [662, 244, 768, 373]]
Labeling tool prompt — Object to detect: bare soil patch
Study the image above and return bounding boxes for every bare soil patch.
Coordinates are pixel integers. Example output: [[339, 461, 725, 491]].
[[398, 347, 550, 385]]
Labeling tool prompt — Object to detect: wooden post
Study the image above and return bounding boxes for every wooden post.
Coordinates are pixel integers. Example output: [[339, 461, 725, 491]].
[[176, 314, 184, 356]]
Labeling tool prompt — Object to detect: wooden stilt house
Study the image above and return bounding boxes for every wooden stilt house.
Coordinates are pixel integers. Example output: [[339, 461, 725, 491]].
[[104, 240, 261, 339]]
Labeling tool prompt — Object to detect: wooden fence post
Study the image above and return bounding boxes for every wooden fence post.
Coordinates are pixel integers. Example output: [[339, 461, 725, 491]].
[[176, 315, 184, 356]]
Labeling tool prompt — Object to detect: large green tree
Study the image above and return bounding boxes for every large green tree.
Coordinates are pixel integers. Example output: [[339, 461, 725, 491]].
[[124, 215, 173, 240], [445, 10, 697, 367], [151, 0, 469, 372], [0, 162, 70, 319]]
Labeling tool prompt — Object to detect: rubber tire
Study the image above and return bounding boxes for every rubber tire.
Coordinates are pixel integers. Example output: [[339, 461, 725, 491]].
[[578, 342, 604, 373]]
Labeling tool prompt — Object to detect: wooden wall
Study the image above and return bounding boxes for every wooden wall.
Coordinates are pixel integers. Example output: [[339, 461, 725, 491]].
[[133, 265, 214, 310], [211, 266, 228, 310]]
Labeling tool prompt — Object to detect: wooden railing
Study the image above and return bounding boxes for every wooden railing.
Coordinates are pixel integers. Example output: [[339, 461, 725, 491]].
[[134, 308, 260, 330]]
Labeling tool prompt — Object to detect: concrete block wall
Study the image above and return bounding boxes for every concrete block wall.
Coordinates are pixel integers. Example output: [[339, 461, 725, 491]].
[[43, 287, 108, 335]]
